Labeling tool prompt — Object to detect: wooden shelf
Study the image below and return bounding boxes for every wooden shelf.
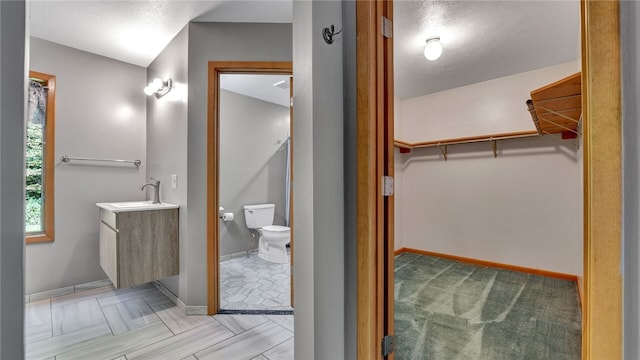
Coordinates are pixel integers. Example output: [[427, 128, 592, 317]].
[[393, 72, 581, 156], [527, 72, 581, 135], [394, 130, 539, 150], [393, 131, 539, 159]]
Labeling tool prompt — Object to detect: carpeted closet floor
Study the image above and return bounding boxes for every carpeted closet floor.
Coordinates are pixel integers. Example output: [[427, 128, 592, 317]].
[[394, 252, 581, 360]]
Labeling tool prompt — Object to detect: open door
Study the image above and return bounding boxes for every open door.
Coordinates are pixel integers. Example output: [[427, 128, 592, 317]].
[[356, 1, 395, 358]]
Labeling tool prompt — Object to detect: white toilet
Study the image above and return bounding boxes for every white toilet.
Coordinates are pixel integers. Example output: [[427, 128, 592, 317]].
[[243, 204, 290, 264]]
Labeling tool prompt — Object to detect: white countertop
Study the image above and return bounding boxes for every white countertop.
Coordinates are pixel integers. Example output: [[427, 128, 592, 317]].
[[96, 201, 179, 213]]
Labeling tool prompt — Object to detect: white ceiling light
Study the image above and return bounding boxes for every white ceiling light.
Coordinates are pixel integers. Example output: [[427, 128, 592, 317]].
[[424, 37, 443, 61]]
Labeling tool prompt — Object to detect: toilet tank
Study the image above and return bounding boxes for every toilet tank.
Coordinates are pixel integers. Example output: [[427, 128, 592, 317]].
[[243, 204, 275, 229]]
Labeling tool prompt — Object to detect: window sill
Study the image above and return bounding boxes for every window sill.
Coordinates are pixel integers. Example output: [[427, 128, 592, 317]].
[[26, 234, 54, 244]]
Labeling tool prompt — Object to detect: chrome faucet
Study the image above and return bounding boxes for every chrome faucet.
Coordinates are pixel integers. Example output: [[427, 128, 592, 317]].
[[140, 178, 161, 204]]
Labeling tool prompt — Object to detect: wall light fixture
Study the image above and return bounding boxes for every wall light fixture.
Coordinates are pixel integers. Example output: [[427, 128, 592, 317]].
[[144, 78, 173, 98], [424, 37, 443, 61]]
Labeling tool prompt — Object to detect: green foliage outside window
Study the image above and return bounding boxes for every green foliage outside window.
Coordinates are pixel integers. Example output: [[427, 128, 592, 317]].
[[26, 122, 44, 233]]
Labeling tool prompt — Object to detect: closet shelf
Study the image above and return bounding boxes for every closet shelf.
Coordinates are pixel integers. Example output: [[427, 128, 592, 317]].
[[393, 72, 582, 156], [527, 72, 582, 136], [394, 72, 582, 156], [393, 130, 539, 150]]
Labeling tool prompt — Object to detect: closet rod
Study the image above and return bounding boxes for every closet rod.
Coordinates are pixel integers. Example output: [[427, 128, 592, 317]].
[[394, 130, 539, 150], [60, 155, 142, 167]]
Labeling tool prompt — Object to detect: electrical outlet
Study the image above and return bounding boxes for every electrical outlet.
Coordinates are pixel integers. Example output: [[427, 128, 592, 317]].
[[171, 174, 177, 189]]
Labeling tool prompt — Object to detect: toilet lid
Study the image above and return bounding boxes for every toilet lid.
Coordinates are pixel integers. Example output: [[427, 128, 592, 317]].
[[262, 225, 289, 232]]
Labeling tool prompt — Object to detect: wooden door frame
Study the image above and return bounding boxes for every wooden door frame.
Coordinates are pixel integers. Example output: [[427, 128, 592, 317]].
[[355, 0, 623, 358], [206, 61, 294, 315], [581, 1, 622, 358], [356, 1, 394, 359]]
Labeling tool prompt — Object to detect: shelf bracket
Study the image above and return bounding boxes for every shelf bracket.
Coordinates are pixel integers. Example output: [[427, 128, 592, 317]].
[[491, 139, 497, 158], [526, 99, 543, 136], [438, 144, 448, 161]]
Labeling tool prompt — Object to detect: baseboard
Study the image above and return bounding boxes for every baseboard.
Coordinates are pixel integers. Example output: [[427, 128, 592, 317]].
[[220, 248, 258, 263], [152, 280, 207, 316], [27, 279, 207, 316], [178, 299, 208, 316], [26, 278, 113, 303], [395, 247, 579, 282]]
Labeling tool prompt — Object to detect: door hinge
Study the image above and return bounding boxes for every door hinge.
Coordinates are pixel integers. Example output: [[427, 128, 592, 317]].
[[382, 176, 394, 197], [381, 16, 393, 38], [382, 335, 395, 357]]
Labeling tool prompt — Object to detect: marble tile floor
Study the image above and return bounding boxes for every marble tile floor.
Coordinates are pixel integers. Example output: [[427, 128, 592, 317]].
[[394, 252, 582, 360], [25, 282, 294, 360], [220, 251, 292, 311]]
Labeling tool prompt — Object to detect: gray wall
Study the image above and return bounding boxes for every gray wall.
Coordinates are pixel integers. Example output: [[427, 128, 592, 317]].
[[145, 26, 189, 297], [622, 1, 640, 358], [293, 1, 345, 358], [0, 1, 26, 357], [26, 38, 147, 294], [147, 22, 292, 306], [342, 0, 357, 357], [219, 89, 289, 256]]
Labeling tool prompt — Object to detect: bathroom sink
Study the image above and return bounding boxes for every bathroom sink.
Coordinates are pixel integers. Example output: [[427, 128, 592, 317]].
[[110, 202, 154, 208], [96, 201, 179, 212]]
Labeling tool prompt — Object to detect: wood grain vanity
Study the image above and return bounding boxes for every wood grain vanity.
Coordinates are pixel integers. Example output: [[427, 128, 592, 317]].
[[97, 202, 179, 289]]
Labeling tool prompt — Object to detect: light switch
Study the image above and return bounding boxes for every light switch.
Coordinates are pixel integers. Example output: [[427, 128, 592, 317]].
[[171, 174, 177, 189]]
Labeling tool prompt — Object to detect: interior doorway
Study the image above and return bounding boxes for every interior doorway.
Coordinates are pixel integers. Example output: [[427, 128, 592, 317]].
[[392, 1, 582, 358], [206, 61, 294, 315], [355, 1, 622, 359]]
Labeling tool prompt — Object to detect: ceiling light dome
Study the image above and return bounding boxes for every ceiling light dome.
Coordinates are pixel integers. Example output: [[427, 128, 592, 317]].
[[424, 37, 443, 61]]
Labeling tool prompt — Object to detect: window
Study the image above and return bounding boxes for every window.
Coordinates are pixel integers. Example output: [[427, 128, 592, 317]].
[[26, 71, 55, 243]]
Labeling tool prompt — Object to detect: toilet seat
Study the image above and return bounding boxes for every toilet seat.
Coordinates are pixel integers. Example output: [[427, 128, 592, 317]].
[[262, 225, 289, 232]]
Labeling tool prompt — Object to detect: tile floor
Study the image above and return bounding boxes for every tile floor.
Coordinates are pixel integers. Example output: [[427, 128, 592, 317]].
[[220, 251, 292, 311], [25, 282, 293, 360]]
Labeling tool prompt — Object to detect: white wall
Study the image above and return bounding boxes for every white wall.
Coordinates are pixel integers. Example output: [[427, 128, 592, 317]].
[[293, 0, 345, 358], [0, 0, 26, 357], [145, 25, 189, 297], [399, 62, 580, 142], [394, 96, 404, 250], [26, 38, 147, 294], [219, 89, 289, 256], [396, 135, 581, 275], [622, 1, 640, 358], [395, 62, 583, 275]]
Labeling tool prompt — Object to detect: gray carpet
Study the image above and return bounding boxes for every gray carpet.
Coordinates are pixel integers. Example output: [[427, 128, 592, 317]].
[[394, 253, 582, 360]]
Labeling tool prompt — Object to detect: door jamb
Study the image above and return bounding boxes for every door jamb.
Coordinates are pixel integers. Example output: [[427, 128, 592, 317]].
[[581, 1, 622, 357], [356, 1, 394, 359], [206, 61, 294, 315]]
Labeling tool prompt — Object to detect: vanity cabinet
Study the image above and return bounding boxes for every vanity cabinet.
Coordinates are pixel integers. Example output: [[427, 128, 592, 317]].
[[98, 207, 178, 289]]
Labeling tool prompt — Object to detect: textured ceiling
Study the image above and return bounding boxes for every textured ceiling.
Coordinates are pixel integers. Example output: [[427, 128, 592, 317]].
[[29, 1, 579, 101], [393, 0, 580, 99], [29, 0, 292, 68]]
